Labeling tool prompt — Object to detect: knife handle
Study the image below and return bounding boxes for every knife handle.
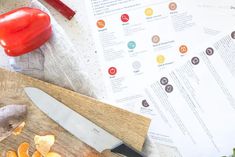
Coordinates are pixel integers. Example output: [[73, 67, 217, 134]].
[[111, 143, 145, 157]]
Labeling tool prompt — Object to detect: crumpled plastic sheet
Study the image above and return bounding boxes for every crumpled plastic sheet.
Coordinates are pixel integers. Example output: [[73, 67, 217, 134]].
[[5, 0, 97, 98]]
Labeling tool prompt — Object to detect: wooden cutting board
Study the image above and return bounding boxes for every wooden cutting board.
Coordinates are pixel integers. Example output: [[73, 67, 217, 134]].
[[0, 68, 150, 157]]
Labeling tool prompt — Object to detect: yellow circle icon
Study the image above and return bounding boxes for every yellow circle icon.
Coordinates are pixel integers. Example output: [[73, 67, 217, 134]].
[[156, 55, 165, 64], [145, 8, 154, 16]]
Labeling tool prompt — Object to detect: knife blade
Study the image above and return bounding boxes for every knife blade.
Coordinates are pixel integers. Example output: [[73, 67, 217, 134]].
[[24, 87, 144, 157]]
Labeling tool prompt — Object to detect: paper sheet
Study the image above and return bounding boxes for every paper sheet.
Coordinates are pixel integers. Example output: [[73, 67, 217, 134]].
[[145, 31, 235, 157], [84, 0, 203, 106], [181, 0, 235, 37], [83, 0, 212, 156]]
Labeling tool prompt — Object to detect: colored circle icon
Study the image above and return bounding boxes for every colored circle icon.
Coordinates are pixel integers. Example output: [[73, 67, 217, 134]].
[[145, 8, 154, 16], [160, 77, 169, 85], [156, 55, 165, 64], [169, 2, 177, 11], [121, 14, 129, 22], [142, 100, 149, 107], [165, 84, 173, 93], [179, 45, 188, 54], [97, 20, 105, 29], [108, 67, 117, 75], [206, 47, 214, 56], [152, 35, 160, 44], [128, 41, 136, 49], [132, 61, 141, 70], [231, 31, 235, 39], [191, 57, 200, 65]]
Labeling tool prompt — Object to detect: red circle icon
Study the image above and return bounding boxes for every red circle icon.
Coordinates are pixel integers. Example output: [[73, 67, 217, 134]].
[[108, 67, 117, 75], [121, 14, 129, 22]]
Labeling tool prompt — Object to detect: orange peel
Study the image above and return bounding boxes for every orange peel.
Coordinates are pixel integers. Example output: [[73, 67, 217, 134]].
[[32, 151, 42, 157], [13, 122, 26, 136], [6, 150, 17, 157], [17, 142, 30, 157], [34, 135, 55, 156], [46, 152, 61, 157]]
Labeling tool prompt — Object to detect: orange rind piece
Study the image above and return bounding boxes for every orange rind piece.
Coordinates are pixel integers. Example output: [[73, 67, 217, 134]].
[[34, 135, 55, 156], [6, 150, 17, 157], [17, 142, 30, 157], [13, 122, 26, 136], [32, 151, 42, 157], [46, 152, 61, 157]]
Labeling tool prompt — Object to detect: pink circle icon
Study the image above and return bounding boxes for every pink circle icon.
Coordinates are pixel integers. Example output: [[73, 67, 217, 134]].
[[121, 14, 129, 22], [108, 67, 117, 75]]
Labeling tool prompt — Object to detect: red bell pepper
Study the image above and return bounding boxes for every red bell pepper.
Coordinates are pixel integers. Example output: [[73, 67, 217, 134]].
[[0, 7, 52, 56]]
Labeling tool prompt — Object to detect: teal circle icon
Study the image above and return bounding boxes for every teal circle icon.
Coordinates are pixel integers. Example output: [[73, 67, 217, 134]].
[[127, 41, 136, 49]]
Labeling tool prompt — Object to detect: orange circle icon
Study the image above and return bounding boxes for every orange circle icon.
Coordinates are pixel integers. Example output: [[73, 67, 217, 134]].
[[97, 20, 105, 29], [179, 45, 188, 54]]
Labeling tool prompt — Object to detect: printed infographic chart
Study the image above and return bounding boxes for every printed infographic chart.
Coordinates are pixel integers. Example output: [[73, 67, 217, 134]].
[[84, 0, 210, 156], [145, 31, 235, 157], [85, 0, 205, 107]]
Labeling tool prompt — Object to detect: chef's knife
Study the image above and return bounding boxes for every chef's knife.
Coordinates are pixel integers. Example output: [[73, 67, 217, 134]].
[[24, 87, 144, 157]]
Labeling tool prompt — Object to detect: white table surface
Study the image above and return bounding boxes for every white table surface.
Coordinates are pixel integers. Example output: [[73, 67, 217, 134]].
[[0, 0, 180, 156]]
